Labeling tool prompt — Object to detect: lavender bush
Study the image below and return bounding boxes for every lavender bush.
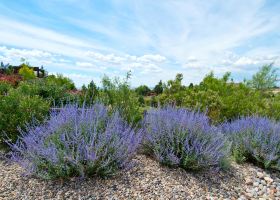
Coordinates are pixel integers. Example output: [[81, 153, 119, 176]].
[[8, 104, 143, 179], [222, 116, 280, 170], [143, 107, 230, 170]]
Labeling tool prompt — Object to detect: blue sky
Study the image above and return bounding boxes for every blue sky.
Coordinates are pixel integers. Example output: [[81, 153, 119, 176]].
[[0, 0, 280, 87]]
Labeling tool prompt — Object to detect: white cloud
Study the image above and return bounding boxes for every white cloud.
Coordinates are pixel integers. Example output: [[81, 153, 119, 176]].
[[76, 62, 94, 68], [0, 0, 280, 86], [85, 51, 125, 64], [84, 51, 166, 73]]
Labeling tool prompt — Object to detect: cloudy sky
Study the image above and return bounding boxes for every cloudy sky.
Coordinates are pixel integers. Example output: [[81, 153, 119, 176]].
[[0, 0, 279, 87]]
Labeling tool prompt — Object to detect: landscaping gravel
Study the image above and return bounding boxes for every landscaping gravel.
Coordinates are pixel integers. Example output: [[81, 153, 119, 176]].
[[0, 154, 280, 200]]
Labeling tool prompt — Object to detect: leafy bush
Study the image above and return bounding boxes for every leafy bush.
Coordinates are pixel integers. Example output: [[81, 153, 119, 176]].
[[0, 82, 12, 96], [18, 64, 36, 80], [222, 116, 280, 170], [143, 107, 230, 170], [158, 72, 267, 123], [8, 104, 143, 179], [47, 74, 76, 90], [16, 75, 77, 106], [0, 91, 50, 144], [135, 85, 151, 96], [99, 73, 142, 125]]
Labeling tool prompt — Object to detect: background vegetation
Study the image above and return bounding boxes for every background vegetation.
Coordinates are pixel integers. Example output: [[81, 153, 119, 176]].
[[1, 62, 280, 178]]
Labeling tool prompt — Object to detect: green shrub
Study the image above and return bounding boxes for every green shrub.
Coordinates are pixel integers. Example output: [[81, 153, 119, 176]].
[[16, 75, 77, 106], [135, 85, 151, 96], [158, 72, 268, 123], [99, 72, 142, 125], [46, 74, 76, 90], [0, 90, 50, 144], [0, 82, 12, 96]]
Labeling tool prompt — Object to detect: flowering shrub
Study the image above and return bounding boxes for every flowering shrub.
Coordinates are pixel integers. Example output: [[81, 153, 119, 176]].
[[18, 64, 36, 80], [222, 116, 280, 170], [143, 107, 230, 170], [8, 104, 143, 179], [0, 74, 22, 86]]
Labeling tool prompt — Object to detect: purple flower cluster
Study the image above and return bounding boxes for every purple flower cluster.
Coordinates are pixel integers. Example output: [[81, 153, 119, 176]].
[[222, 116, 280, 170], [143, 106, 229, 170], [8, 104, 143, 179]]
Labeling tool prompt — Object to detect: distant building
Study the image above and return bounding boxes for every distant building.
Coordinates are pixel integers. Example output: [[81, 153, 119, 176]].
[[0, 64, 47, 78]]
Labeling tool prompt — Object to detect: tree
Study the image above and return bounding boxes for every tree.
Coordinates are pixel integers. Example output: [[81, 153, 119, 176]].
[[247, 63, 278, 90], [159, 74, 186, 106], [135, 85, 151, 96], [153, 80, 163, 95], [81, 80, 99, 105]]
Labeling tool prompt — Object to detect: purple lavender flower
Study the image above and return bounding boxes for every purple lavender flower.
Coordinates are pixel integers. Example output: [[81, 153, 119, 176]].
[[8, 104, 143, 179], [143, 106, 229, 170], [222, 116, 280, 170]]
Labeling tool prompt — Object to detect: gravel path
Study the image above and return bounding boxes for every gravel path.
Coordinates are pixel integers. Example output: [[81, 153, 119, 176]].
[[0, 154, 280, 200]]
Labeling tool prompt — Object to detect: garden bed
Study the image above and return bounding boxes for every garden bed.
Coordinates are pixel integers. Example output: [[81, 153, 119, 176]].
[[1, 154, 279, 200]]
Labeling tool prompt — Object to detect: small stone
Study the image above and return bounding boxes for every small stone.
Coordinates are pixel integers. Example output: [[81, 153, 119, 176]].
[[257, 190, 264, 196], [259, 184, 264, 189], [246, 192, 253, 198], [264, 177, 273, 184], [246, 188, 252, 193], [270, 187, 277, 195], [245, 178, 253, 185], [257, 172, 264, 179], [253, 182, 259, 187]]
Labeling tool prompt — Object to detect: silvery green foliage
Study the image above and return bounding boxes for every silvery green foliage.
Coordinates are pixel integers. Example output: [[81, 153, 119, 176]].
[[143, 107, 229, 170], [8, 104, 143, 179], [222, 116, 280, 170]]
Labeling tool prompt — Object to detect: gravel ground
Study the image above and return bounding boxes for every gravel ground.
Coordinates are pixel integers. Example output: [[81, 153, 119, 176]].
[[0, 153, 280, 200]]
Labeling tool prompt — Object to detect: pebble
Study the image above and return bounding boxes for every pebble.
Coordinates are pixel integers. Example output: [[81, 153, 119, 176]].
[[253, 182, 259, 187], [244, 168, 280, 199], [0, 153, 280, 199], [257, 172, 264, 179], [264, 176, 273, 184]]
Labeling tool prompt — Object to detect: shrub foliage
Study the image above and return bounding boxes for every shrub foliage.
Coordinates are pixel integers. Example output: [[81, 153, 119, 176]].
[[222, 116, 280, 170], [8, 104, 143, 179], [0, 91, 50, 144], [143, 107, 229, 170]]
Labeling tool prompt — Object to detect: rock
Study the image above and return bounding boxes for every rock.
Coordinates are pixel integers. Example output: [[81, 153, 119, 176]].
[[264, 177, 273, 184], [257, 190, 264, 196], [246, 192, 253, 198], [245, 178, 253, 185], [253, 182, 259, 187], [257, 172, 264, 179]]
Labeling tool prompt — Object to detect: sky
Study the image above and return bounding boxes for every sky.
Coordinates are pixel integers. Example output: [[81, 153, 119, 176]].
[[0, 0, 280, 87]]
